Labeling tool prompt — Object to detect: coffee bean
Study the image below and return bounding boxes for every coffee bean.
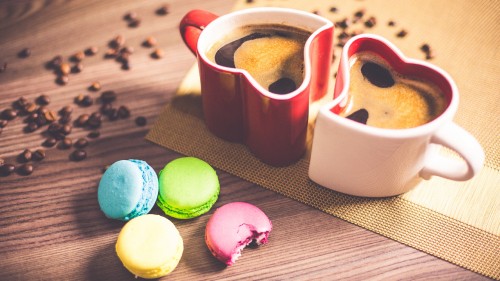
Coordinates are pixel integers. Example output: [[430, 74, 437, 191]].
[[117, 106, 130, 118], [71, 149, 87, 161], [17, 163, 34, 176], [62, 124, 72, 135], [19, 149, 32, 162], [346, 108, 369, 125], [135, 116, 147, 126], [88, 130, 100, 139], [107, 108, 119, 121], [59, 105, 73, 116], [0, 119, 8, 128], [143, 36, 157, 47], [110, 35, 125, 49], [75, 94, 93, 107], [75, 114, 89, 127], [13, 97, 28, 109], [335, 18, 350, 29], [72, 51, 85, 62], [128, 18, 141, 28], [49, 55, 63, 69], [156, 4, 170, 15], [18, 48, 31, 58], [32, 149, 46, 161], [105, 48, 119, 58], [44, 110, 57, 123], [74, 138, 89, 148], [100, 91, 117, 104], [72, 63, 83, 73], [121, 62, 131, 71], [354, 9, 366, 19], [151, 48, 164, 59], [23, 102, 38, 114], [361, 62, 395, 88], [388, 20, 396, 26], [89, 81, 101, 92], [56, 75, 69, 85], [25, 122, 39, 132], [85, 46, 99, 56], [124, 11, 138, 21], [329, 7, 338, 13], [58, 137, 73, 149], [58, 114, 72, 125], [36, 94, 50, 106], [396, 29, 408, 38], [0, 164, 16, 177], [43, 137, 57, 147], [59, 62, 71, 75], [420, 43, 431, 53], [2, 109, 18, 120], [87, 112, 102, 128]]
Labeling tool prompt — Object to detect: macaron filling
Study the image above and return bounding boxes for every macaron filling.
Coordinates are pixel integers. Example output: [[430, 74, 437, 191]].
[[157, 190, 219, 219]]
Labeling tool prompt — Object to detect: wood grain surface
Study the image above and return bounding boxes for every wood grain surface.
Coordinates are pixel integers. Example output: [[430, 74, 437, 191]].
[[0, 0, 491, 280]]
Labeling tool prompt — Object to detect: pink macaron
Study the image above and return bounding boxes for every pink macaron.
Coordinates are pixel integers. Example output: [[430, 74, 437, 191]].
[[205, 202, 272, 266]]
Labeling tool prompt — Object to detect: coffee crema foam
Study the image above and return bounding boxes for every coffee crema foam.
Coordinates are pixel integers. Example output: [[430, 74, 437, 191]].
[[339, 51, 447, 129], [206, 24, 311, 94]]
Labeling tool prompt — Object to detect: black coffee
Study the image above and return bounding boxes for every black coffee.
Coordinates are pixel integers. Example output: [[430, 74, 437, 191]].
[[207, 24, 311, 95], [339, 51, 447, 129]]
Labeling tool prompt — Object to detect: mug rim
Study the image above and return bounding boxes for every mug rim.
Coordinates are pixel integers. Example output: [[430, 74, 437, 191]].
[[321, 33, 460, 139], [196, 7, 334, 100]]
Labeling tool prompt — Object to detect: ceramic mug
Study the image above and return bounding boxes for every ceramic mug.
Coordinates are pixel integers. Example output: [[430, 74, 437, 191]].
[[309, 34, 484, 197], [180, 8, 334, 166]]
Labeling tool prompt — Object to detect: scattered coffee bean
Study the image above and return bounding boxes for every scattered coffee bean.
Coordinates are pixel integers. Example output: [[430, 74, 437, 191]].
[[364, 16, 377, 28], [71, 149, 87, 161], [13, 97, 28, 109], [74, 138, 89, 148], [135, 116, 147, 127], [75, 94, 93, 107], [110, 35, 125, 49], [19, 149, 32, 162], [121, 62, 131, 71], [58, 137, 73, 149], [117, 106, 130, 118], [18, 48, 31, 58], [151, 48, 164, 59], [43, 137, 57, 147], [105, 48, 119, 58], [89, 81, 101, 92], [143, 36, 157, 47], [2, 109, 18, 120], [88, 130, 100, 139], [100, 91, 117, 103], [335, 18, 350, 29], [23, 102, 38, 114], [59, 105, 73, 116], [17, 163, 34, 176], [59, 62, 71, 75], [0, 163, 16, 177], [396, 29, 408, 38], [75, 114, 89, 127], [44, 110, 57, 123], [107, 108, 119, 121], [87, 112, 102, 128], [72, 63, 83, 73], [100, 103, 113, 116], [0, 62, 7, 73], [25, 122, 39, 132], [58, 114, 72, 125], [48, 55, 63, 69], [72, 51, 85, 62], [388, 20, 396, 26], [156, 4, 170, 15], [128, 18, 141, 28], [85, 46, 99, 56], [0, 119, 7, 128], [420, 43, 434, 59], [56, 75, 69, 85], [32, 149, 46, 161], [354, 9, 366, 20], [329, 7, 338, 13], [124, 11, 138, 21], [36, 94, 50, 106]]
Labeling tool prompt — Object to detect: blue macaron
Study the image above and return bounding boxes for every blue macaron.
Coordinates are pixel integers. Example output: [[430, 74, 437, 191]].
[[97, 159, 159, 221]]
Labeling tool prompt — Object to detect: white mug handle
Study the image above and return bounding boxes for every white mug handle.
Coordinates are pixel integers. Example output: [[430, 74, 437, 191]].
[[420, 122, 484, 181]]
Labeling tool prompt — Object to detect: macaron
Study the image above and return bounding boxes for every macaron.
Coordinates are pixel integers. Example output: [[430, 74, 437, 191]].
[[205, 202, 272, 266], [98, 159, 158, 221], [157, 157, 219, 219], [116, 214, 183, 279]]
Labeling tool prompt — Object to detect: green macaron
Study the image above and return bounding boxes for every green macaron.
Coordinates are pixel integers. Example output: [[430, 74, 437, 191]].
[[157, 157, 219, 219]]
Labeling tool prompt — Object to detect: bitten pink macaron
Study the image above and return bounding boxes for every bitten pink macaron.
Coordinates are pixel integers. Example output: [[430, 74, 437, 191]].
[[205, 202, 272, 266]]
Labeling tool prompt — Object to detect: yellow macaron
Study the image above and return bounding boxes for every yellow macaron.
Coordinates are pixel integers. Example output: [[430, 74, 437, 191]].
[[115, 214, 183, 279]]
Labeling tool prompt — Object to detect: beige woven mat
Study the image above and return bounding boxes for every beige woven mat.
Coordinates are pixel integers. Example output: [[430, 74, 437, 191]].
[[147, 0, 500, 278]]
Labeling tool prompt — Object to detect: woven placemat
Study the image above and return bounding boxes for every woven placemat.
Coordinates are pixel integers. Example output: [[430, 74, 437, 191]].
[[147, 0, 500, 278]]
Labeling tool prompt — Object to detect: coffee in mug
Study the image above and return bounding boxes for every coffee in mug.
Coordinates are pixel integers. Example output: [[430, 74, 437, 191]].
[[206, 24, 312, 95], [339, 51, 447, 129]]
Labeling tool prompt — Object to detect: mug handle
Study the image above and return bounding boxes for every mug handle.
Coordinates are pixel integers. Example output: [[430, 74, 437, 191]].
[[179, 10, 219, 55], [420, 122, 484, 181]]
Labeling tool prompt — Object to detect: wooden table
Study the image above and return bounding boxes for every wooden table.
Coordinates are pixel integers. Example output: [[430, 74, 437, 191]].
[[0, 0, 490, 280]]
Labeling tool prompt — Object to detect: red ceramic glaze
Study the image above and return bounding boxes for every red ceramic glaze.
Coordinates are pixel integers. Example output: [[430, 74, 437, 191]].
[[180, 8, 334, 166]]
